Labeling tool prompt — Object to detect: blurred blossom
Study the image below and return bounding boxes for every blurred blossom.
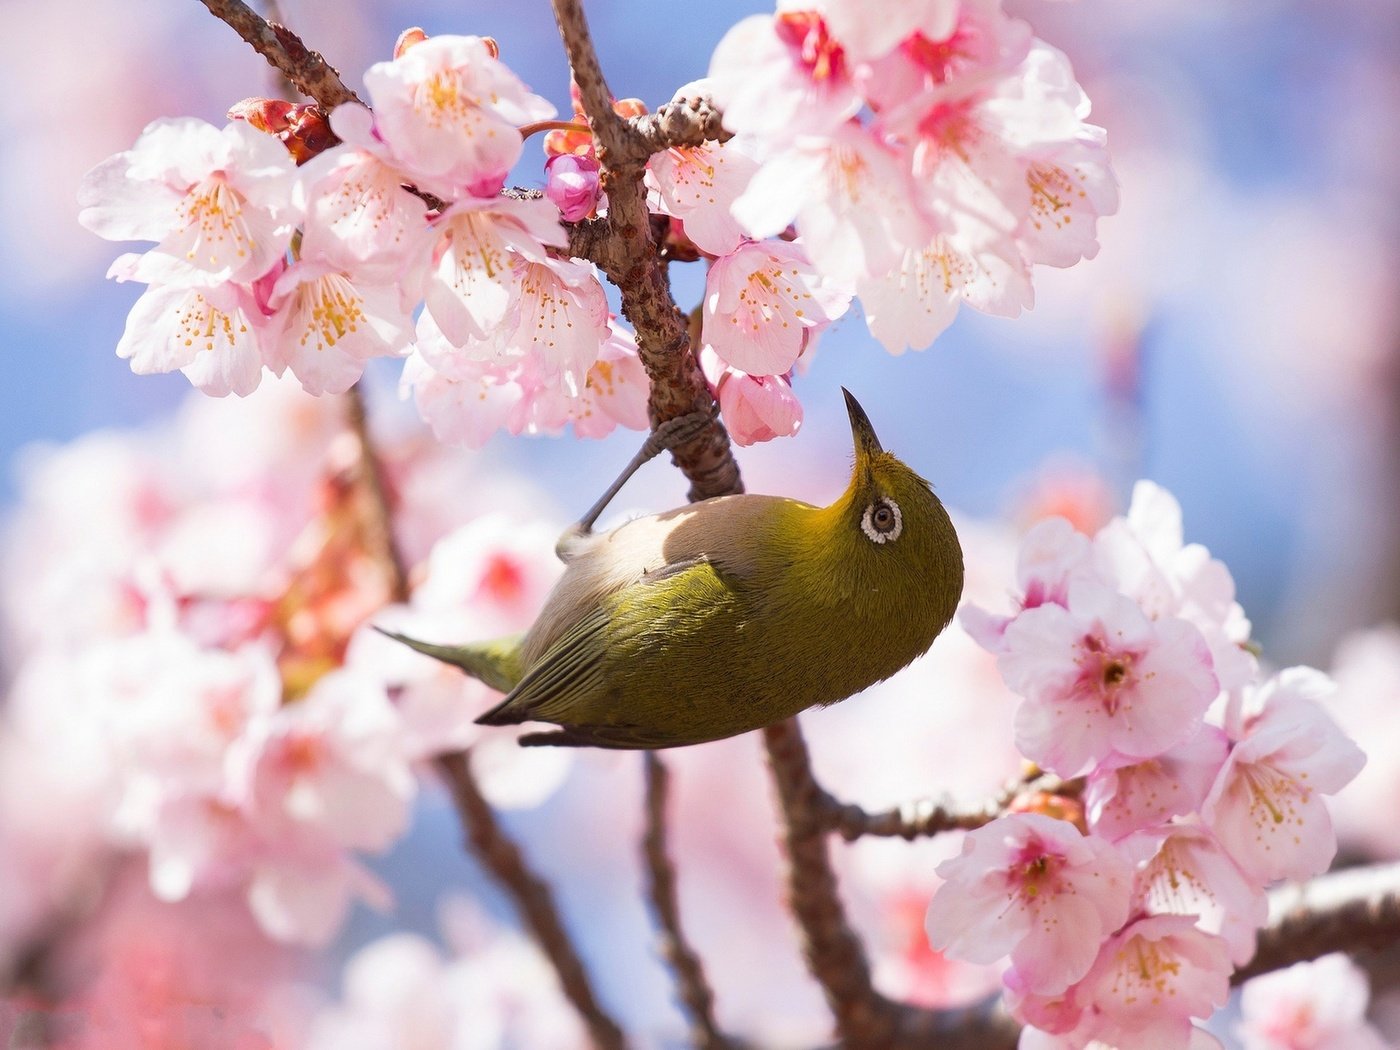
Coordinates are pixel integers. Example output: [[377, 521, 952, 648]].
[[1325, 626, 1400, 858], [306, 899, 587, 1050], [1237, 953, 1388, 1050]]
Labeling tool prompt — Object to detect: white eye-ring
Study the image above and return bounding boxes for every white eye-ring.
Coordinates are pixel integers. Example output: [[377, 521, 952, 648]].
[[861, 498, 902, 544]]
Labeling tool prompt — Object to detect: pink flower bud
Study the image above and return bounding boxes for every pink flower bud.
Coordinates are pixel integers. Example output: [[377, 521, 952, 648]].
[[545, 154, 602, 222]]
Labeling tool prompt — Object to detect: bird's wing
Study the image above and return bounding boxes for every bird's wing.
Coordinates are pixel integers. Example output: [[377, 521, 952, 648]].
[[476, 555, 732, 742]]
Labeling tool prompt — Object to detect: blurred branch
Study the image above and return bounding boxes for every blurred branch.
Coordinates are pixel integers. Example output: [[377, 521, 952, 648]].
[[641, 753, 736, 1050], [198, 0, 362, 110], [548, 0, 740, 504], [1233, 860, 1400, 983], [437, 751, 628, 1050], [344, 387, 409, 604], [345, 389, 625, 1048], [818, 771, 1077, 842], [762, 720, 901, 1048]]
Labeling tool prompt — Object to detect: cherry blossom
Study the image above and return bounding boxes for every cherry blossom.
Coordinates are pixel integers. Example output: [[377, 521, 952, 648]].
[[733, 123, 932, 286], [698, 345, 803, 446], [263, 256, 413, 396], [815, 0, 959, 64], [545, 153, 602, 222], [1237, 953, 1389, 1050], [703, 239, 849, 377], [78, 116, 296, 288], [306, 906, 588, 1050], [1084, 727, 1229, 842], [421, 194, 568, 347], [1124, 823, 1267, 966], [1202, 667, 1365, 884], [362, 34, 555, 199], [647, 133, 760, 257], [1010, 915, 1231, 1050], [294, 103, 429, 281], [997, 580, 1219, 776], [707, 11, 862, 152], [109, 267, 272, 396], [1094, 481, 1257, 692], [926, 812, 1133, 995]]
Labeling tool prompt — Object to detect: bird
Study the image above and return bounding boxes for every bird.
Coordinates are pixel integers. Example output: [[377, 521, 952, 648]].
[[380, 389, 964, 749]]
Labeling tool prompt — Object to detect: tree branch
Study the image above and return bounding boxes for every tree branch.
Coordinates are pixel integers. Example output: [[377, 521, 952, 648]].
[[437, 751, 628, 1050], [197, 0, 362, 111], [1234, 861, 1400, 983], [641, 753, 735, 1050], [628, 95, 731, 159], [548, 0, 740, 504], [762, 720, 900, 1048], [818, 772, 1078, 842]]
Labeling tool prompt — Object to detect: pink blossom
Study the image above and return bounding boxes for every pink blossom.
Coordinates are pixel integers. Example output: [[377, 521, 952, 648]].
[[733, 122, 932, 285], [816, 0, 959, 63], [926, 813, 1132, 995], [1202, 667, 1365, 883], [1094, 481, 1257, 692], [109, 268, 271, 396], [707, 11, 862, 152], [961, 514, 1093, 654], [647, 123, 759, 256], [306, 906, 588, 1050], [421, 194, 568, 347], [699, 345, 803, 446], [402, 342, 525, 449], [78, 117, 297, 288], [1010, 915, 1231, 1050], [294, 103, 429, 281], [998, 581, 1219, 776], [1325, 626, 1400, 857], [363, 34, 554, 199], [702, 239, 849, 376], [1085, 726, 1229, 841], [1124, 824, 1267, 966], [1237, 953, 1389, 1050], [855, 214, 1035, 353], [238, 671, 413, 853], [263, 257, 413, 396], [545, 153, 602, 222]]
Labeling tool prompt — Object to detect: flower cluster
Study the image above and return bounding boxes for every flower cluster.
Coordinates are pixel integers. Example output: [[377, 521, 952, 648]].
[[0, 383, 567, 955], [80, 3, 1115, 450], [78, 32, 649, 446], [700, 0, 1117, 357], [928, 481, 1366, 1048]]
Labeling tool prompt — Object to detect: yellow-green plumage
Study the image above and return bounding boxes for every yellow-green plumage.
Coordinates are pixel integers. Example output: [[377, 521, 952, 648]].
[[383, 391, 963, 749]]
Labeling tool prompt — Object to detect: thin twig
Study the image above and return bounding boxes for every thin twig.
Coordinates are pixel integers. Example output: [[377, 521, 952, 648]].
[[819, 772, 1078, 842], [641, 753, 734, 1050], [437, 751, 628, 1050], [548, 0, 740, 504], [197, 0, 362, 110], [762, 721, 899, 1049]]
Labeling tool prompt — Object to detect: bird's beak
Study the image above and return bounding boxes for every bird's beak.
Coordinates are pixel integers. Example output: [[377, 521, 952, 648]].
[[842, 388, 884, 465]]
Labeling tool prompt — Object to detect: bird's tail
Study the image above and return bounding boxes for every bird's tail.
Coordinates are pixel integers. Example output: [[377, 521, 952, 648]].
[[374, 628, 525, 694]]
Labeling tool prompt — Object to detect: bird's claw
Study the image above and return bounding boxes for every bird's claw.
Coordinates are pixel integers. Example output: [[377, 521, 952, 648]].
[[646, 406, 717, 456]]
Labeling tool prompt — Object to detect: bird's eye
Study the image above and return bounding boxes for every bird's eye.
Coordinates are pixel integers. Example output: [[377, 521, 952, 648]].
[[861, 498, 903, 544]]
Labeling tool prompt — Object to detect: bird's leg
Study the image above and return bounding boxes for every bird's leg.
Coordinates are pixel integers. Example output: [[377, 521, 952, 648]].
[[574, 408, 717, 534]]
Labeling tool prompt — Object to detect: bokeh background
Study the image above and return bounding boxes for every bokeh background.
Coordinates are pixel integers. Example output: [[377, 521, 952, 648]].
[[1, 0, 1397, 1045]]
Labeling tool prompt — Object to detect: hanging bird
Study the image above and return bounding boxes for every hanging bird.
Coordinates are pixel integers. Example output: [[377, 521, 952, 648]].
[[380, 389, 964, 749]]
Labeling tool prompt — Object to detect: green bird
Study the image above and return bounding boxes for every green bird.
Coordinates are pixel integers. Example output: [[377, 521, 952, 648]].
[[381, 389, 964, 749]]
